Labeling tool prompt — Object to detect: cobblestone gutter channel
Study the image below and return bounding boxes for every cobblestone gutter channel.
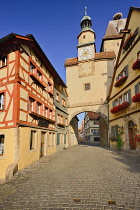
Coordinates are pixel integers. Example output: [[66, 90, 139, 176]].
[[0, 145, 140, 210]]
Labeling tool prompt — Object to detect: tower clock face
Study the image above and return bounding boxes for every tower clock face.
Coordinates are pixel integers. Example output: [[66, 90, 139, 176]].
[[79, 46, 93, 60]]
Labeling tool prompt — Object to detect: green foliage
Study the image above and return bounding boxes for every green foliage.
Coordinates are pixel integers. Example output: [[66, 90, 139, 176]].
[[116, 125, 124, 151]]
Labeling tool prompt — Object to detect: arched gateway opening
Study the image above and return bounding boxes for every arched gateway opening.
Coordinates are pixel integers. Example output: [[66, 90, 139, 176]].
[[68, 110, 108, 147]]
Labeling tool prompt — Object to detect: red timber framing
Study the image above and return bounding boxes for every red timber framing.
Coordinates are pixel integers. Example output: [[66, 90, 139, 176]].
[[0, 33, 65, 130]]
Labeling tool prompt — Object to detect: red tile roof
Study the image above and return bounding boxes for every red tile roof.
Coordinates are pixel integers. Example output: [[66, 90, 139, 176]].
[[65, 51, 115, 66], [88, 112, 100, 120], [64, 57, 78, 67], [95, 51, 116, 60]]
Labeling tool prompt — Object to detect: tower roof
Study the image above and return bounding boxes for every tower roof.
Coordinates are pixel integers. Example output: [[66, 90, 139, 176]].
[[80, 6, 93, 32]]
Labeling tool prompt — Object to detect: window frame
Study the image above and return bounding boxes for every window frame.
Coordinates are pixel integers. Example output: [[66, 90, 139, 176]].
[[0, 134, 5, 156], [30, 130, 37, 150], [0, 55, 7, 68], [0, 92, 4, 110], [84, 83, 90, 91]]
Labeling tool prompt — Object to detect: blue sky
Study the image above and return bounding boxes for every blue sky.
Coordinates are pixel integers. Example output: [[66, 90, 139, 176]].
[[0, 0, 140, 83], [0, 0, 139, 126]]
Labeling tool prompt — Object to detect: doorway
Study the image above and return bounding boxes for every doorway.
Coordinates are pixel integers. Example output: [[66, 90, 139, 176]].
[[40, 132, 46, 157], [128, 121, 136, 150]]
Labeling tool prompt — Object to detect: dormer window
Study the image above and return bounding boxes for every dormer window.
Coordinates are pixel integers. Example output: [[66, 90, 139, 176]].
[[0, 55, 7, 68]]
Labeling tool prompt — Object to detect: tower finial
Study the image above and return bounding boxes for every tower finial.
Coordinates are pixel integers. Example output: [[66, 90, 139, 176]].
[[85, 6, 87, 16]]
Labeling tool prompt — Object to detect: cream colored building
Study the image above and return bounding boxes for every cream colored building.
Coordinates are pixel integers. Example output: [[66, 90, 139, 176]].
[[108, 7, 140, 151], [65, 10, 126, 147]]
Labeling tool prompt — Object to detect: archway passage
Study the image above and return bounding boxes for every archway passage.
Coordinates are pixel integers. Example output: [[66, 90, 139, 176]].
[[69, 111, 108, 147]]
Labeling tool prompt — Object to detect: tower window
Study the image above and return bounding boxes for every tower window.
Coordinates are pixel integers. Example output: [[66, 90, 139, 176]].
[[83, 35, 86, 39], [84, 83, 90, 90]]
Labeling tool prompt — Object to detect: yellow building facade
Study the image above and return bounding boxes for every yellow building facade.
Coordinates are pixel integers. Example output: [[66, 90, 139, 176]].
[[108, 7, 140, 151]]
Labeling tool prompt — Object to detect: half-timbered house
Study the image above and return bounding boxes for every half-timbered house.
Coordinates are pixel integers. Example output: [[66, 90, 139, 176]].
[[0, 33, 66, 180]]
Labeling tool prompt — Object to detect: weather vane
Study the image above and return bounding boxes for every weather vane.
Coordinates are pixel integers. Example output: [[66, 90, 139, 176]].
[[85, 6, 87, 16]]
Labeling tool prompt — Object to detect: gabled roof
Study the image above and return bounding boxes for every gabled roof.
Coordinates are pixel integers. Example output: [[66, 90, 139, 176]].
[[107, 6, 140, 100], [87, 112, 100, 120], [0, 33, 66, 88]]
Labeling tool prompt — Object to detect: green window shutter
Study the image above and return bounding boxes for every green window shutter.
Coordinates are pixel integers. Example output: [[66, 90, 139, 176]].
[[64, 134, 66, 144], [128, 89, 131, 103], [125, 65, 128, 77], [135, 84, 139, 94], [57, 133, 60, 145]]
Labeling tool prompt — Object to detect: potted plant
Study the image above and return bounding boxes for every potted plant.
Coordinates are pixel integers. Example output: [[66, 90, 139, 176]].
[[114, 76, 128, 87], [110, 101, 130, 114], [132, 93, 140, 102]]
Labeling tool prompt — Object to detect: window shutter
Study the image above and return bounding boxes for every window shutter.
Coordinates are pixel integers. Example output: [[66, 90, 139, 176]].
[[115, 125, 118, 138], [112, 101, 115, 107], [128, 89, 131, 102], [135, 84, 139, 94], [125, 65, 128, 77]]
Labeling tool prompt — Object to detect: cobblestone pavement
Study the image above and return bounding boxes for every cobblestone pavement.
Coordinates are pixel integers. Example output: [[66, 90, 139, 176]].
[[0, 145, 140, 210]]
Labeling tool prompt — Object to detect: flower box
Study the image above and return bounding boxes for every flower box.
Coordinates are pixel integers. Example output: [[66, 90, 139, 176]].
[[114, 76, 128, 87], [135, 135, 140, 142], [132, 60, 140, 70], [123, 33, 137, 51], [132, 93, 140, 103], [110, 101, 130, 114]]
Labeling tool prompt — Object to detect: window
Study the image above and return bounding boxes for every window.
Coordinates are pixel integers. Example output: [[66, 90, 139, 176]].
[[62, 98, 66, 106], [83, 35, 86, 39], [28, 97, 35, 112], [84, 83, 90, 90], [116, 65, 128, 81], [45, 106, 48, 118], [119, 96, 123, 104], [48, 82, 52, 92], [124, 92, 129, 102], [56, 93, 60, 102], [49, 109, 53, 119], [110, 126, 118, 141], [65, 118, 68, 126], [0, 135, 4, 155], [91, 129, 99, 135], [114, 99, 119, 106], [0, 93, 4, 110], [37, 70, 42, 80], [135, 82, 140, 94], [30, 131, 37, 150], [0, 55, 7, 68], [94, 121, 99, 125], [30, 62, 36, 73], [37, 102, 42, 114], [112, 89, 131, 107]]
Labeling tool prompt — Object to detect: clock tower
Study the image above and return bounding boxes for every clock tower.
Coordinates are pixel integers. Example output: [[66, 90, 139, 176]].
[[77, 7, 96, 61]]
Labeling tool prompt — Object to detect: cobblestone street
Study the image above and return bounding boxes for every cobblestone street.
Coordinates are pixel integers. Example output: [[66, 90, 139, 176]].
[[0, 145, 140, 210]]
